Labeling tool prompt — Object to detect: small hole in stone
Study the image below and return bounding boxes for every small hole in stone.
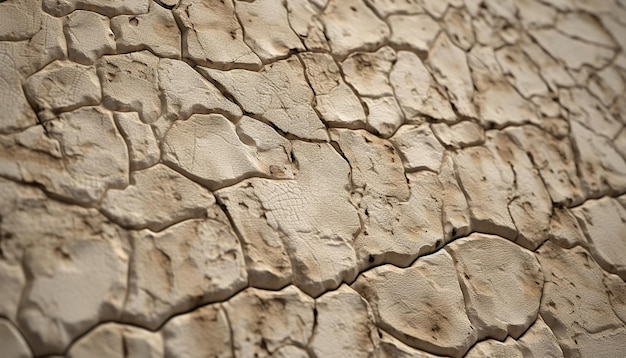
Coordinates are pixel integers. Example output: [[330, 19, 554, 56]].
[[129, 17, 139, 26]]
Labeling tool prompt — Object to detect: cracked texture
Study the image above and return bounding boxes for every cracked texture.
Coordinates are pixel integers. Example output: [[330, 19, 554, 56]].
[[1, 0, 626, 357]]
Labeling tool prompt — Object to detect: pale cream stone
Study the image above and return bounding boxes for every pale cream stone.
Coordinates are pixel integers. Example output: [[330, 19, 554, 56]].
[[556, 12, 617, 48], [216, 184, 294, 290], [114, 112, 159, 170], [0, 319, 32, 358], [428, 33, 476, 118], [520, 39, 576, 92], [310, 285, 380, 357], [516, 0, 558, 29], [446, 234, 544, 340], [547, 207, 587, 249], [517, 316, 564, 358], [431, 121, 485, 149], [390, 51, 455, 123], [100, 164, 215, 231], [570, 120, 626, 198], [0, 107, 129, 206], [588, 66, 625, 107], [158, 58, 242, 121], [235, 0, 304, 62], [0, 259, 25, 323], [201, 57, 328, 141], [272, 346, 309, 358], [223, 286, 314, 357], [388, 14, 440, 55], [439, 153, 471, 241], [163, 114, 293, 189], [299, 52, 366, 128], [67, 323, 163, 358], [506, 125, 584, 206], [560, 88, 621, 141], [443, 7, 474, 50], [342, 46, 396, 98], [284, 0, 329, 51], [537, 242, 626, 357], [573, 197, 626, 280], [379, 331, 444, 358], [161, 304, 232, 358], [42, 0, 150, 17], [173, 0, 262, 70], [65, 11, 116, 65], [362, 96, 405, 138], [320, 0, 390, 58], [111, 1, 181, 59], [530, 28, 615, 69], [465, 338, 523, 358], [0, 0, 45, 41], [23, 61, 101, 116], [603, 272, 626, 325], [616, 128, 626, 159], [352, 250, 477, 358], [419, 0, 463, 18], [123, 212, 247, 329], [0, 55, 37, 134], [469, 45, 538, 128], [390, 124, 445, 172], [19, 237, 129, 355], [364, 0, 424, 17], [495, 45, 549, 98], [97, 51, 161, 123]]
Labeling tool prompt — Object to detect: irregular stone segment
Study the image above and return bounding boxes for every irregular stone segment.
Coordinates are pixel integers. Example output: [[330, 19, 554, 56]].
[[42, 0, 150, 17], [163, 114, 293, 190], [23, 61, 101, 118], [65, 10, 116, 65], [0, 319, 32, 358], [530, 28, 615, 69], [173, 0, 261, 70], [114, 112, 159, 170], [100, 164, 215, 231], [536, 242, 626, 357], [352, 250, 477, 358], [216, 142, 360, 297], [0, 107, 129, 206], [201, 56, 328, 141], [431, 121, 484, 149], [67, 323, 163, 358], [320, 0, 390, 58], [388, 14, 440, 55], [235, 0, 304, 62], [516, 316, 564, 358], [111, 1, 181, 59], [390, 124, 445, 172], [223, 286, 314, 357], [299, 52, 366, 129], [310, 285, 380, 357], [161, 304, 232, 358], [379, 331, 445, 358], [446, 234, 544, 340], [97, 51, 161, 123], [0, 0, 46, 41], [572, 197, 626, 280], [0, 258, 25, 323], [495, 45, 549, 98], [123, 210, 247, 329], [158, 58, 242, 121], [0, 52, 38, 134]]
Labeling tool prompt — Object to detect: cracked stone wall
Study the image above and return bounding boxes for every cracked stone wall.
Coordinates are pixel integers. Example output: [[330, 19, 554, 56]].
[[1, 0, 626, 357]]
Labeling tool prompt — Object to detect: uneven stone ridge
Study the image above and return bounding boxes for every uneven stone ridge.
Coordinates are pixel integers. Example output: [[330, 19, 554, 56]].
[[0, 0, 625, 357]]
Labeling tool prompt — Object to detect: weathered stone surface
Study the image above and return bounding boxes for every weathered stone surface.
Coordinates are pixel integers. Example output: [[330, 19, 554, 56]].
[[530, 28, 615, 70], [235, 0, 304, 62], [97, 51, 161, 123], [173, 0, 261, 70], [0, 0, 46, 41], [517, 316, 564, 358], [427, 33, 476, 118], [65, 11, 116, 65], [299, 52, 366, 128], [465, 338, 523, 358], [201, 57, 328, 141], [111, 1, 181, 59], [364, 0, 424, 17], [379, 331, 444, 358], [68, 323, 163, 358], [560, 88, 621, 141], [284, 0, 329, 52], [320, 0, 390, 58], [604, 272, 626, 325], [362, 96, 405, 138], [223, 286, 314, 357], [0, 54, 37, 134], [310, 285, 380, 357], [573, 197, 626, 280], [161, 304, 232, 358], [342, 46, 396, 98], [23, 61, 101, 117], [122, 210, 247, 329], [388, 14, 440, 55], [439, 153, 471, 241], [163, 114, 293, 189], [443, 7, 474, 51], [0, 319, 31, 358], [0, 258, 25, 323], [547, 207, 587, 249], [353, 250, 477, 357], [100, 164, 215, 231], [390, 51, 455, 123], [0, 107, 129, 206], [114, 112, 159, 170], [390, 124, 445, 172], [446, 234, 544, 340], [495, 45, 549, 99], [431, 121, 484, 149], [537, 242, 626, 357], [43, 0, 150, 17]]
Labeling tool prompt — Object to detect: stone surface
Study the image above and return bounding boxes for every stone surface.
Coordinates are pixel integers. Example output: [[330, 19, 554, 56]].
[[388, 14, 440, 55], [67, 323, 163, 358], [446, 234, 544, 340], [100, 164, 215, 231], [353, 250, 477, 357], [114, 112, 159, 170], [65, 10, 116, 65], [42, 0, 150, 17], [0, 319, 32, 358], [390, 124, 445, 172]]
